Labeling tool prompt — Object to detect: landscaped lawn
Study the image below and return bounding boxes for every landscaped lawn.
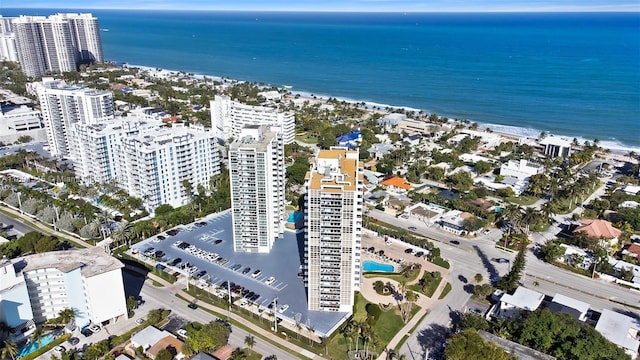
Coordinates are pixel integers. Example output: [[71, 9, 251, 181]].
[[295, 133, 318, 144], [505, 195, 539, 206], [409, 271, 442, 298], [327, 292, 418, 359]]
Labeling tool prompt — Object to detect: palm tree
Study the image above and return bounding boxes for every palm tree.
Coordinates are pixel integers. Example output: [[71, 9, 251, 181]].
[[243, 335, 255, 350], [111, 221, 133, 248], [31, 326, 45, 348], [88, 213, 110, 239], [58, 307, 76, 325], [403, 291, 418, 323], [521, 207, 539, 234], [229, 348, 248, 360], [1, 340, 18, 360]]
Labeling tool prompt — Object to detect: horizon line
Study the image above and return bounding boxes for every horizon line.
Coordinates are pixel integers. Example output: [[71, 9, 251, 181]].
[[2, 6, 640, 13]]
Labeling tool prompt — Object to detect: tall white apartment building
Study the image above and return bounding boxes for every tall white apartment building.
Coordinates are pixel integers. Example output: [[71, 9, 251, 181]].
[[210, 95, 295, 144], [120, 125, 220, 211], [229, 125, 285, 253], [58, 13, 103, 64], [304, 147, 364, 312], [11, 13, 103, 77], [71, 117, 162, 185], [0, 248, 127, 331], [33, 78, 114, 158], [0, 32, 18, 62]]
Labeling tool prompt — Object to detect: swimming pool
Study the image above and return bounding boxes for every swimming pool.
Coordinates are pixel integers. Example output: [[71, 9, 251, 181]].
[[287, 211, 303, 223], [17, 334, 55, 357], [362, 260, 395, 273]]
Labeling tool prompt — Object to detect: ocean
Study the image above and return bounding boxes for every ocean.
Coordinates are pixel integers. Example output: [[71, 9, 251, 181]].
[[3, 10, 640, 149]]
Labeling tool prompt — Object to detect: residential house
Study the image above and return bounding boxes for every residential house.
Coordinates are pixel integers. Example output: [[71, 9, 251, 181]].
[[364, 190, 388, 207], [361, 169, 386, 185], [573, 219, 622, 247], [622, 243, 640, 259], [406, 202, 446, 223], [131, 326, 184, 359], [495, 287, 544, 319], [500, 159, 544, 181], [211, 345, 236, 360], [547, 293, 590, 321], [595, 309, 640, 359], [191, 353, 216, 360], [381, 176, 413, 193], [387, 195, 412, 210], [538, 136, 572, 158], [368, 143, 395, 160], [403, 134, 421, 146], [459, 153, 494, 164], [559, 244, 592, 269], [438, 210, 474, 235], [478, 331, 557, 360], [621, 185, 640, 196]]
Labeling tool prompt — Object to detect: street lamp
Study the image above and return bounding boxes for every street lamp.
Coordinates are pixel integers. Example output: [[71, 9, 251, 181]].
[[16, 191, 22, 214], [273, 297, 278, 332]]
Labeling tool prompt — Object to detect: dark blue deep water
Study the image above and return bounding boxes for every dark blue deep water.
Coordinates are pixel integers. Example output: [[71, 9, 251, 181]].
[[4, 10, 639, 148]]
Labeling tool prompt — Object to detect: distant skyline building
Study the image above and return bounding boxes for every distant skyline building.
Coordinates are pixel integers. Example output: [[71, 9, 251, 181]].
[[304, 147, 364, 312], [32, 78, 114, 158], [11, 13, 103, 77], [0, 248, 127, 337], [210, 95, 295, 144], [0, 32, 18, 62], [229, 125, 285, 253]]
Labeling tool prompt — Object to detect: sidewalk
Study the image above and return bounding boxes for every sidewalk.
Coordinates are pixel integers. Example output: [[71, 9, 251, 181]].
[[2, 204, 324, 360], [146, 272, 325, 360]]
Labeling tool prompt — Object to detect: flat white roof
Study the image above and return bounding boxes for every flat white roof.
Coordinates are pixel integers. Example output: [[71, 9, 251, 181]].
[[501, 287, 544, 311], [551, 293, 590, 314], [539, 136, 572, 147], [595, 309, 640, 352]]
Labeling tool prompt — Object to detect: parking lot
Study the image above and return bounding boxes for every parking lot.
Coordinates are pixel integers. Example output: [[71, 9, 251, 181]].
[[131, 210, 347, 336]]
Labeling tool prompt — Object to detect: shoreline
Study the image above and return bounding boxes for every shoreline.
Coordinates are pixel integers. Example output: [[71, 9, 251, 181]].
[[122, 62, 640, 154]]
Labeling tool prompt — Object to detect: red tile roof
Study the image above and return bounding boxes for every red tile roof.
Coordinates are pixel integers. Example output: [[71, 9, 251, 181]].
[[573, 219, 622, 239], [381, 176, 413, 190]]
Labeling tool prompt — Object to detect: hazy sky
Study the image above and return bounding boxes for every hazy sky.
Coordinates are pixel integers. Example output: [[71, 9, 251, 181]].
[[2, 0, 639, 12]]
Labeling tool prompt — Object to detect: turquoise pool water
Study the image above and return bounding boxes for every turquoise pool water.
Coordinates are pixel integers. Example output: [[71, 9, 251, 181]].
[[287, 211, 303, 222], [18, 334, 55, 357], [362, 260, 394, 273]]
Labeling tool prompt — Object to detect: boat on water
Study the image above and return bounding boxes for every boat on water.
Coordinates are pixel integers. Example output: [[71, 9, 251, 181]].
[[100, 28, 110, 32]]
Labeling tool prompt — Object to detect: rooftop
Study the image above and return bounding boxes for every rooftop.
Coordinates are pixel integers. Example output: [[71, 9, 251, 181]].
[[307, 147, 361, 192], [573, 219, 622, 239], [501, 287, 544, 311], [15, 248, 124, 278], [595, 309, 640, 352], [381, 176, 413, 190]]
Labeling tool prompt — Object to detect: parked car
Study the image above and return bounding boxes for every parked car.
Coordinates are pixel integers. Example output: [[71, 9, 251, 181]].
[[136, 318, 145, 325], [265, 276, 276, 285], [450, 240, 460, 245], [242, 267, 251, 274], [408, 226, 417, 231], [404, 248, 414, 254], [252, 269, 262, 278], [89, 325, 101, 333], [80, 328, 93, 337], [414, 251, 424, 257], [278, 304, 289, 313], [68, 337, 80, 346], [177, 329, 188, 338]]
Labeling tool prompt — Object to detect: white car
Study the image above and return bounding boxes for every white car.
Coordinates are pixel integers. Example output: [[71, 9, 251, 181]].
[[177, 329, 188, 338], [89, 325, 101, 333], [136, 318, 144, 325], [278, 304, 289, 313], [265, 276, 276, 286]]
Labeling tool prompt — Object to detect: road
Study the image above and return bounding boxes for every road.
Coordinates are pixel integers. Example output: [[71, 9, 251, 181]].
[[139, 280, 295, 359], [0, 211, 36, 236], [366, 209, 640, 359]]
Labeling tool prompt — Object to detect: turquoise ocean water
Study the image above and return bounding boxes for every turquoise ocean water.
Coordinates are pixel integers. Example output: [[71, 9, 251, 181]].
[[3, 10, 639, 149]]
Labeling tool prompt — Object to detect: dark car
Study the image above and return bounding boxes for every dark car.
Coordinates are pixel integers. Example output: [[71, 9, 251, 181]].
[[81, 328, 93, 337], [242, 267, 251, 274], [170, 258, 182, 266], [367, 246, 375, 252], [494, 258, 509, 263], [214, 239, 223, 245], [187, 303, 198, 309], [196, 270, 207, 278], [450, 240, 460, 245], [408, 226, 417, 231], [68, 337, 80, 346], [157, 235, 166, 240], [415, 251, 424, 257], [166, 229, 179, 236], [404, 248, 414, 254]]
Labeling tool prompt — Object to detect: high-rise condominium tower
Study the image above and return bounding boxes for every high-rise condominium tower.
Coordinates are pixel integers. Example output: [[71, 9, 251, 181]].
[[33, 78, 114, 158], [229, 125, 285, 253], [304, 147, 364, 312], [12, 13, 103, 77]]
